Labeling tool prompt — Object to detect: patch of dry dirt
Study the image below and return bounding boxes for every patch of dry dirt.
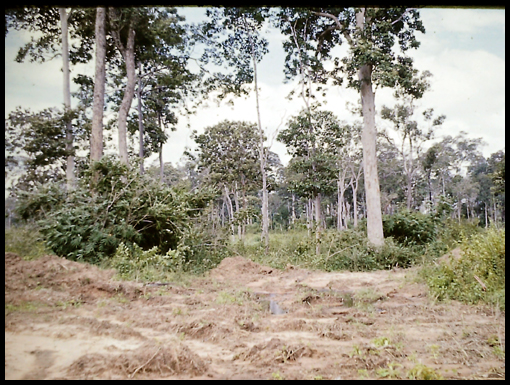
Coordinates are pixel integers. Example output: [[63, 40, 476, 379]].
[[5, 253, 505, 380]]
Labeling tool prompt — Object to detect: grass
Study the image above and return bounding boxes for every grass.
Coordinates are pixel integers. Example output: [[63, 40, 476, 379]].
[[5, 300, 48, 314], [5, 224, 50, 260]]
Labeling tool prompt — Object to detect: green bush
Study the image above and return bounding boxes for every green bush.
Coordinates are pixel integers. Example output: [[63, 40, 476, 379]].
[[435, 217, 483, 250], [16, 156, 228, 269], [424, 227, 505, 309], [232, 228, 423, 272], [382, 210, 438, 246], [320, 230, 421, 272]]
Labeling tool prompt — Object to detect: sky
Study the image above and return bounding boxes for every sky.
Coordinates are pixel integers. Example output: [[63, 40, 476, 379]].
[[5, 7, 505, 173]]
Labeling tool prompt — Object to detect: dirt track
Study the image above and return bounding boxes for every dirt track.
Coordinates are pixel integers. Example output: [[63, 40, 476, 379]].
[[4, 252, 505, 380]]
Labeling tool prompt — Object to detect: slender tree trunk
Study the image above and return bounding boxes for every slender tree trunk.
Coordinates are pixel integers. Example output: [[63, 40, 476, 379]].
[[485, 201, 488, 228], [247, 33, 270, 249], [224, 185, 235, 236], [157, 112, 164, 182], [291, 193, 296, 225], [59, 8, 75, 191], [337, 180, 343, 230], [137, 63, 144, 174], [109, 8, 136, 165], [357, 9, 384, 246], [315, 193, 321, 255], [90, 7, 106, 183]]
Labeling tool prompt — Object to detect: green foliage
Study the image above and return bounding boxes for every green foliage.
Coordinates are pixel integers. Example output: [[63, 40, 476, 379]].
[[110, 243, 186, 281], [16, 156, 228, 270], [382, 210, 438, 246], [424, 227, 505, 309], [434, 217, 483, 249], [14, 181, 67, 222], [232, 228, 423, 272], [5, 224, 50, 260], [406, 364, 444, 380], [277, 107, 347, 199]]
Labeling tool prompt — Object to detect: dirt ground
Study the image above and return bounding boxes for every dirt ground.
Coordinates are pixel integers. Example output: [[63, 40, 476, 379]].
[[4, 251, 505, 380]]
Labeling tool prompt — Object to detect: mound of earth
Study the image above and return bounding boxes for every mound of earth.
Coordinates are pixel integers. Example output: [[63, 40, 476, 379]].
[[5, 252, 505, 380]]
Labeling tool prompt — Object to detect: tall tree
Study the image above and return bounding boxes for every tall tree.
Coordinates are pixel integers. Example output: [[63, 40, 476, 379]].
[[278, 107, 344, 253], [90, 7, 106, 174], [190, 120, 264, 239], [380, 76, 446, 210], [107, 7, 137, 165], [199, 7, 271, 247], [276, 7, 428, 246], [59, 8, 76, 190], [6, 7, 96, 189]]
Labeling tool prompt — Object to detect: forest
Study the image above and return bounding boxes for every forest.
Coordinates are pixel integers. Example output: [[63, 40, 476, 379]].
[[4, 6, 505, 305], [4, 6, 506, 380]]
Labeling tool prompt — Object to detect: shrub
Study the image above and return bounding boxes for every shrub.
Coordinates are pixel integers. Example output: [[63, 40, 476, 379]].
[[424, 227, 505, 309], [235, 228, 423, 273], [16, 156, 228, 268], [382, 210, 438, 246]]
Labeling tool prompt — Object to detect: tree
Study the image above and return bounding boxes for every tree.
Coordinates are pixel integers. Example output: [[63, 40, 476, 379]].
[[190, 120, 264, 239], [380, 77, 446, 210], [278, 107, 344, 253], [198, 7, 272, 247], [276, 7, 428, 246], [5, 106, 89, 194], [6, 6, 96, 189], [90, 7, 106, 183], [107, 7, 137, 164]]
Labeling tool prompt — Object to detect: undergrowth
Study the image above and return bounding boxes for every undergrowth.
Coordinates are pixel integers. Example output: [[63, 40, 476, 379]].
[[5, 224, 50, 260], [421, 227, 505, 310], [231, 227, 436, 272]]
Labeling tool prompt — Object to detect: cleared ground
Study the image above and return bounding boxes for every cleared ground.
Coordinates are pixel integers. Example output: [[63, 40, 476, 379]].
[[5, 252, 505, 380]]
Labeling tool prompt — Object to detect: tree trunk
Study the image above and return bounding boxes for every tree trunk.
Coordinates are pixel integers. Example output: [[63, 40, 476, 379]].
[[90, 7, 106, 173], [157, 112, 164, 182], [137, 63, 144, 174], [59, 8, 75, 191], [357, 9, 384, 246], [291, 193, 296, 225], [224, 185, 235, 236], [249, 34, 270, 249], [358, 63, 384, 245], [315, 193, 321, 255], [109, 8, 136, 165]]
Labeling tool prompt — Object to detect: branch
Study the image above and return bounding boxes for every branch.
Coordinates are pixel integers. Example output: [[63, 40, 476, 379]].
[[312, 11, 353, 46], [391, 8, 416, 25], [130, 346, 161, 378]]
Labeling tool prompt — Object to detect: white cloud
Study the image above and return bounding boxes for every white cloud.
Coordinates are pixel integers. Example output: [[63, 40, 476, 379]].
[[421, 8, 505, 35]]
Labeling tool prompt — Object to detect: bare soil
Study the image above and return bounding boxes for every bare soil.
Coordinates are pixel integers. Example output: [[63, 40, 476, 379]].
[[5, 252, 505, 380]]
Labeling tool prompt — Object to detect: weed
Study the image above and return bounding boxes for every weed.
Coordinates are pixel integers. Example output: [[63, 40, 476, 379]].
[[357, 369, 369, 379], [5, 301, 46, 314], [376, 362, 402, 379], [56, 299, 82, 310], [349, 344, 366, 360], [492, 346, 505, 360], [112, 294, 129, 304], [423, 227, 505, 310], [354, 288, 383, 312], [172, 307, 184, 316], [313, 375, 324, 380], [271, 371, 284, 380], [407, 364, 444, 380], [5, 225, 50, 260], [372, 336, 391, 347], [407, 351, 418, 363], [428, 344, 441, 359]]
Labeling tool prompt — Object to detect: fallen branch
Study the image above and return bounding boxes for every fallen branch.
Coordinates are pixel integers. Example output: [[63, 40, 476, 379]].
[[130, 346, 161, 378], [473, 275, 487, 291]]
